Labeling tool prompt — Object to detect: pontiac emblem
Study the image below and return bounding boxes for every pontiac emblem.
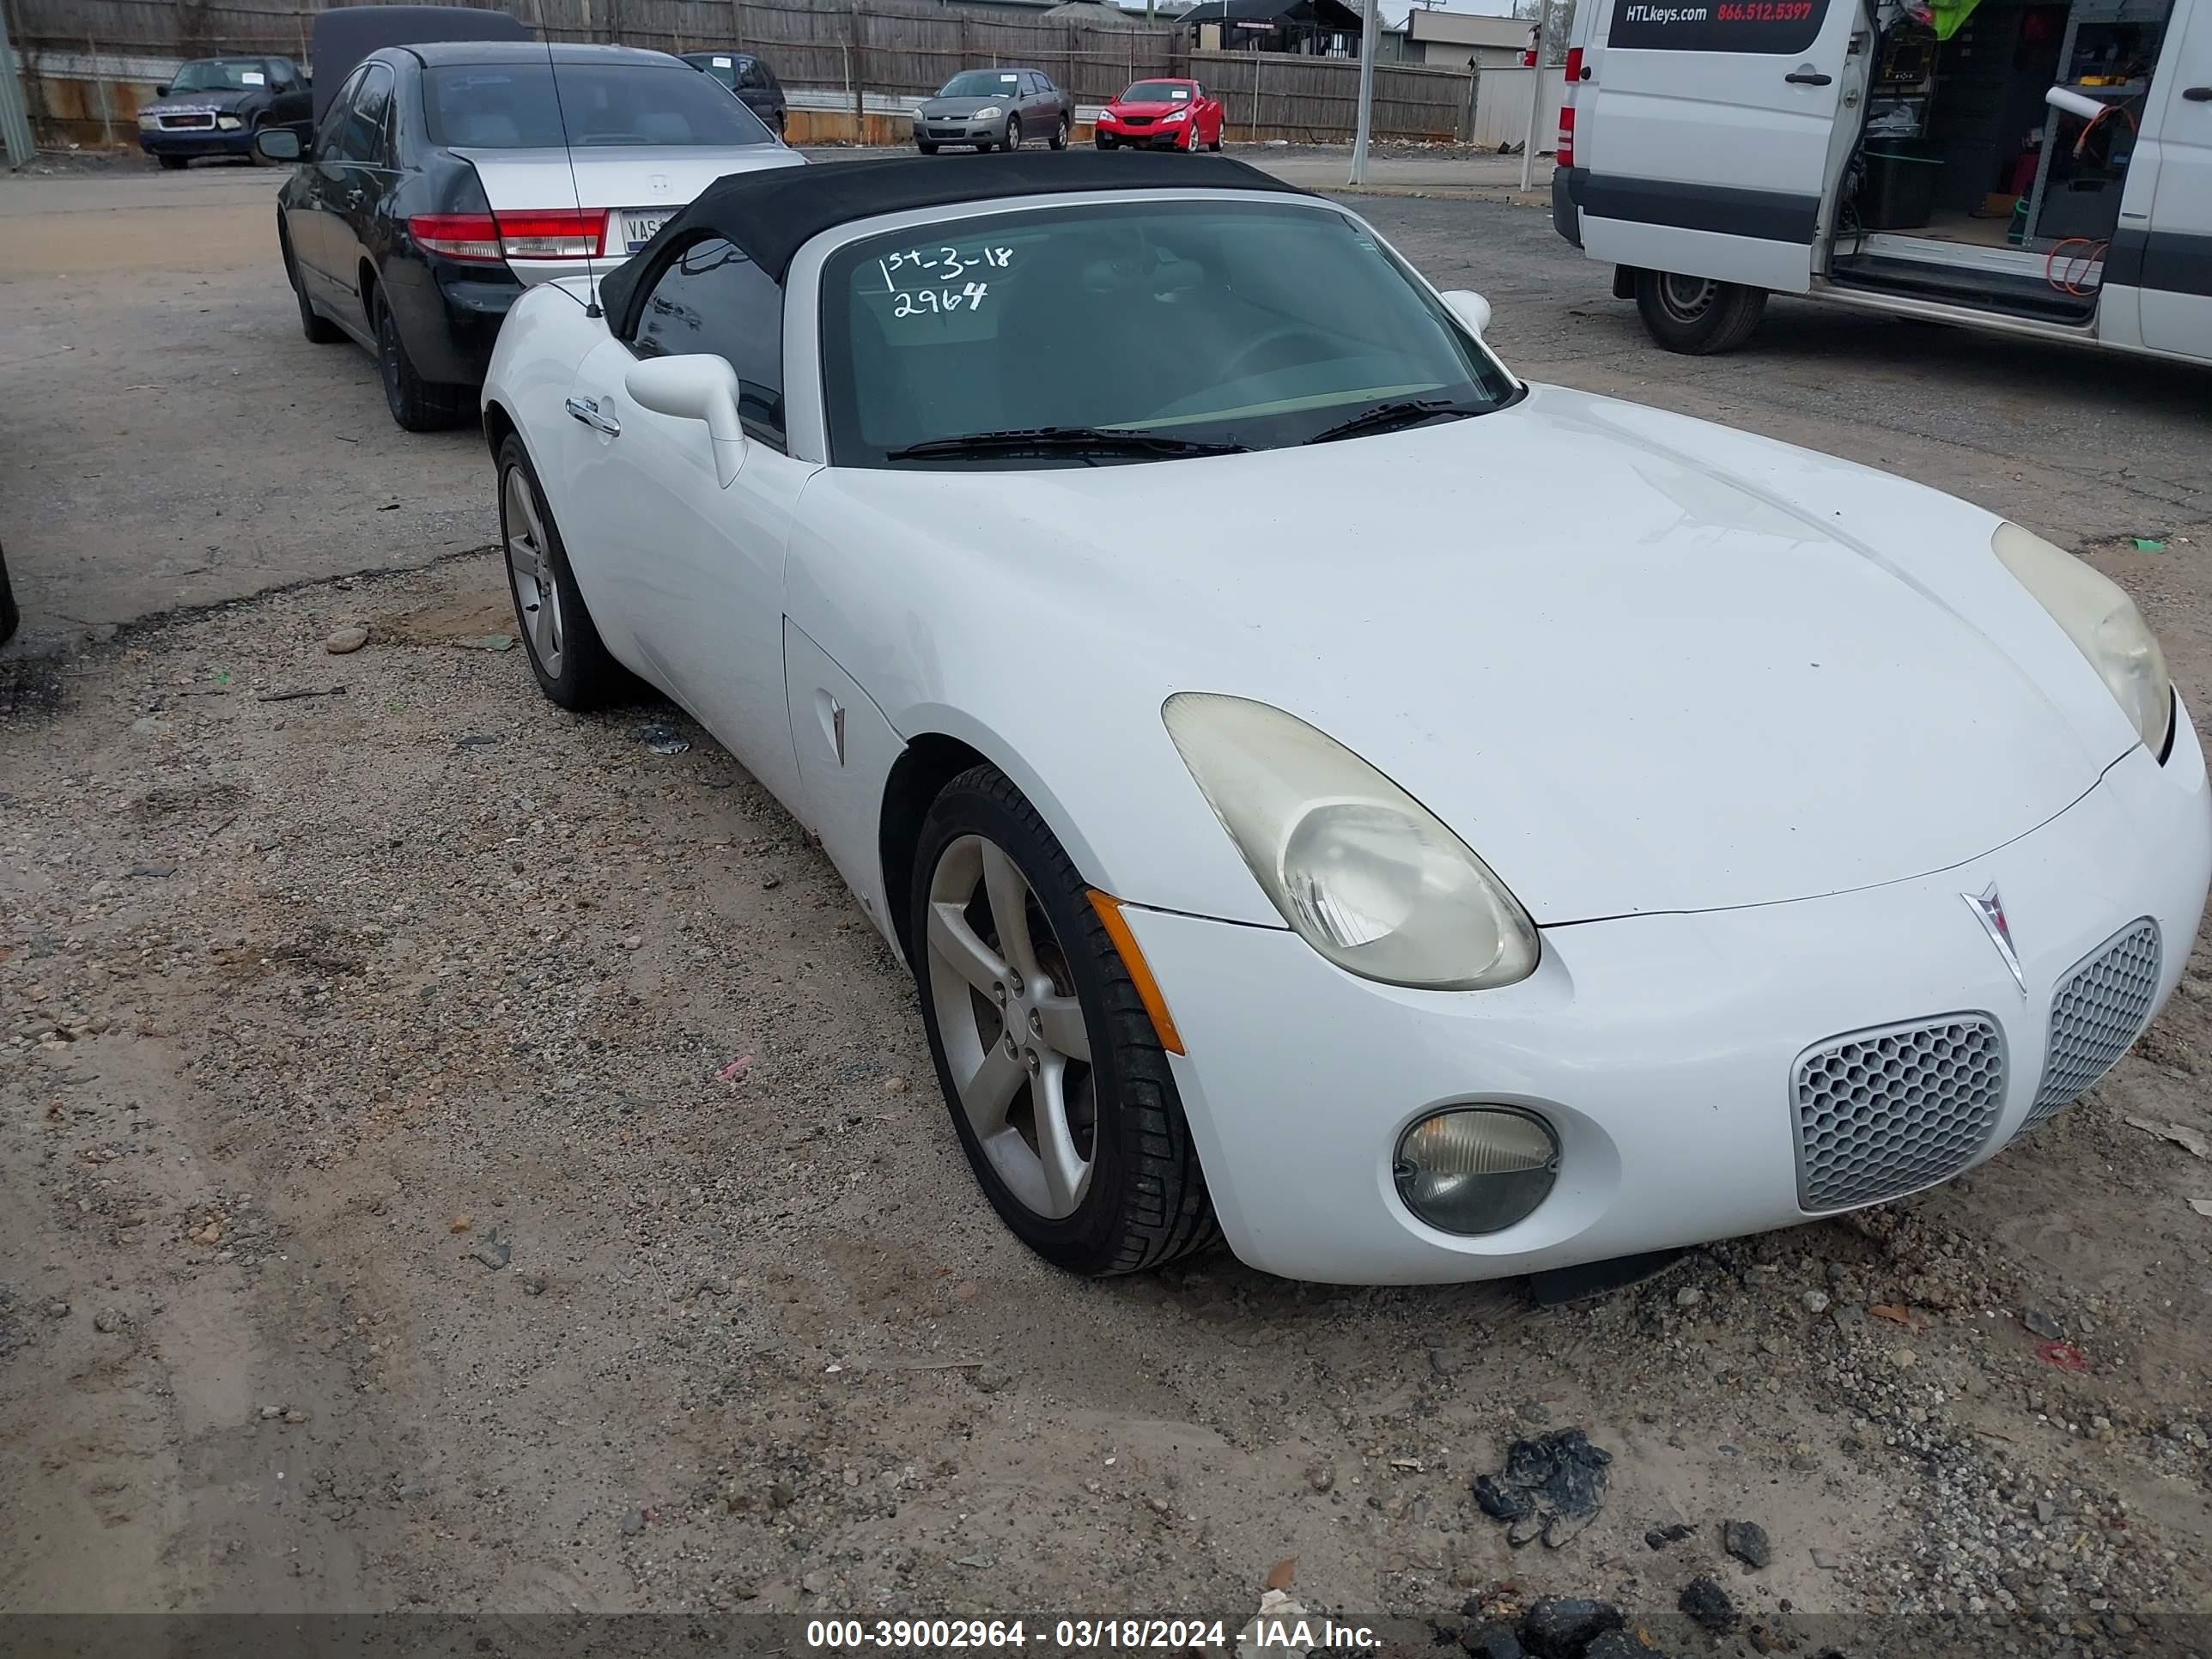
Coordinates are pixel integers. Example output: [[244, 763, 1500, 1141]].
[[1963, 884, 2027, 996]]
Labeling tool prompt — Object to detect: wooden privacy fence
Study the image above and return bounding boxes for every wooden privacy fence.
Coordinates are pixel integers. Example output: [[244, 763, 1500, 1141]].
[[1191, 48, 1469, 143], [13, 0, 1472, 146]]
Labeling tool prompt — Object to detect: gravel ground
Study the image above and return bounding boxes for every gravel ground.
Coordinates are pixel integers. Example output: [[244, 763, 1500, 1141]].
[[4, 548, 2211, 1651]]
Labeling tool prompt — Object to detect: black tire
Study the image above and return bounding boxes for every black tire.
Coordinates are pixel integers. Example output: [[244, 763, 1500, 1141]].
[[1633, 270, 1768, 356], [1207, 133, 1222, 152], [281, 223, 345, 345], [0, 542, 18, 649], [1000, 114, 1022, 152], [910, 765, 1219, 1278], [374, 287, 465, 432], [495, 434, 629, 710], [774, 110, 787, 139], [1094, 133, 1116, 149], [1048, 114, 1068, 150], [917, 139, 939, 155], [158, 154, 189, 170]]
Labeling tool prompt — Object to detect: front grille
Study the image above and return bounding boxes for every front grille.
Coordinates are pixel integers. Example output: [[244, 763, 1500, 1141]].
[[1793, 1015, 2006, 1212], [2021, 918, 2160, 1133], [1119, 115, 1153, 128], [161, 113, 216, 129]]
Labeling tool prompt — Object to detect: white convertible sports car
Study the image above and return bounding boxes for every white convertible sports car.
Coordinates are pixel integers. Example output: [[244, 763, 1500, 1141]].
[[481, 153, 2210, 1285]]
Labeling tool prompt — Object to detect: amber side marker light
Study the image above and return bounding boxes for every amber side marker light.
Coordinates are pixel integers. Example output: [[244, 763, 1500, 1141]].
[[1087, 890, 1186, 1055]]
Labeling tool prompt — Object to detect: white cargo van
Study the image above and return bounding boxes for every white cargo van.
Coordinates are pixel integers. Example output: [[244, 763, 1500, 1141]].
[[1549, 0, 2211, 363]]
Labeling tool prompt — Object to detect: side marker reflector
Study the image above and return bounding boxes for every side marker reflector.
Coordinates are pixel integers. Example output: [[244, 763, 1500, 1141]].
[[1087, 890, 1186, 1056]]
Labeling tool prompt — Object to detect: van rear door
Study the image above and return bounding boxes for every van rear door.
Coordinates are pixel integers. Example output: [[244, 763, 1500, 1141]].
[[2122, 0, 2212, 359], [1577, 0, 1863, 293]]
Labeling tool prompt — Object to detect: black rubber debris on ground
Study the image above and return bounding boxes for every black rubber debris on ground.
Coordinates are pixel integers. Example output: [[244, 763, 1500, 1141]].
[[1473, 1430, 1612, 1545], [1520, 1597, 1623, 1657], [1723, 1517, 1773, 1569], [1460, 1622, 1523, 1659], [1679, 1576, 1737, 1633], [1645, 1522, 1696, 1549]]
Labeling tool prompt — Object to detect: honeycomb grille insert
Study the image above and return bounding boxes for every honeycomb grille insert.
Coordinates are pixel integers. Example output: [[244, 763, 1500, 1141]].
[[1793, 1016, 2006, 1212], [2022, 919, 2161, 1133]]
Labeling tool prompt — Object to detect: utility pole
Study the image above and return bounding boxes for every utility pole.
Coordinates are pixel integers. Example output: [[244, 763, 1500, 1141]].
[[1516, 6, 1545, 193], [0, 0, 35, 170], [1348, 0, 1378, 185]]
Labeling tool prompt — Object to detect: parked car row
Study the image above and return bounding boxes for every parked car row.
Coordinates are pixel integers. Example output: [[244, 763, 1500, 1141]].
[[912, 70, 1226, 155], [136, 55, 307, 168]]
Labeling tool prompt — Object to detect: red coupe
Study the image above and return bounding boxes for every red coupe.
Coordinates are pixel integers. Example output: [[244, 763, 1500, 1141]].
[[1093, 78, 1224, 151]]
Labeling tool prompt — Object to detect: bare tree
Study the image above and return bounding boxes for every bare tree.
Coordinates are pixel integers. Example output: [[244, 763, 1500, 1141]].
[[1510, 0, 1573, 62]]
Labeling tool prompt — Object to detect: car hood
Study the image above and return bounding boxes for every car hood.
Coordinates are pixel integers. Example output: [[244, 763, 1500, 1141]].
[[1108, 100, 1187, 117], [449, 144, 804, 214], [144, 87, 263, 115], [820, 385, 2130, 924]]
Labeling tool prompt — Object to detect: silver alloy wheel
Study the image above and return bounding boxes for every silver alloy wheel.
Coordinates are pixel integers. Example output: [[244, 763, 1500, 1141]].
[[501, 465, 564, 677], [1657, 273, 1718, 323], [925, 833, 1097, 1219]]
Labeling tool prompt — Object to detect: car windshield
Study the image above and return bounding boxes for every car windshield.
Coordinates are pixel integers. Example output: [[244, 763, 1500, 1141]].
[[169, 59, 270, 92], [938, 71, 1019, 99], [1121, 82, 1191, 102], [423, 63, 775, 148], [820, 199, 1516, 470]]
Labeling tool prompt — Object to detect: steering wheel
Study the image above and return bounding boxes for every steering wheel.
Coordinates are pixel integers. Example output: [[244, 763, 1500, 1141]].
[[1218, 325, 1340, 384]]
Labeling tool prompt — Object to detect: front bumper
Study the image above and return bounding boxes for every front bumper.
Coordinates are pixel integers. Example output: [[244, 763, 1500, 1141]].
[[917, 121, 1004, 146], [139, 125, 256, 158], [1097, 121, 1189, 149], [1123, 724, 2211, 1285]]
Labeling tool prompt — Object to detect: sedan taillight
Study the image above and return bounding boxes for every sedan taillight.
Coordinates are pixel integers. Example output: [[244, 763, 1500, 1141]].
[[408, 209, 609, 264]]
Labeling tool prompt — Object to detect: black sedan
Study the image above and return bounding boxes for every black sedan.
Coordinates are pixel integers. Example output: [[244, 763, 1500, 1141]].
[[137, 57, 306, 168], [258, 41, 794, 432], [678, 51, 787, 138]]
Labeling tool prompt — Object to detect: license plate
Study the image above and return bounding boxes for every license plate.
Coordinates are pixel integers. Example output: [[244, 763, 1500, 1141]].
[[621, 210, 671, 253]]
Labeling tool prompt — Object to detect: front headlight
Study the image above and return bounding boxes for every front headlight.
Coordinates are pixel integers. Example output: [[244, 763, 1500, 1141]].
[[1164, 693, 1538, 990], [1992, 522, 2172, 756], [1160, 107, 1188, 121], [138, 110, 161, 128], [973, 104, 1003, 120], [217, 114, 242, 130]]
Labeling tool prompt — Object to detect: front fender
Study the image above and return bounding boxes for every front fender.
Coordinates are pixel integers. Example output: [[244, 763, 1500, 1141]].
[[781, 501, 1284, 930]]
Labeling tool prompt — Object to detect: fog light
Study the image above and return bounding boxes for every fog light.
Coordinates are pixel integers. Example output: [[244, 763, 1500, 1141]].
[[1395, 1107, 1559, 1236]]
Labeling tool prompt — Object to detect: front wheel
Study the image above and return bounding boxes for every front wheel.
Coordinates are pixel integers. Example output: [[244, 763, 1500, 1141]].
[[1049, 115, 1068, 150], [157, 155, 189, 171], [497, 434, 629, 709], [1000, 114, 1022, 152], [282, 225, 345, 344], [1094, 133, 1117, 150], [1632, 270, 1768, 356], [912, 766, 1218, 1277], [1207, 130, 1223, 152]]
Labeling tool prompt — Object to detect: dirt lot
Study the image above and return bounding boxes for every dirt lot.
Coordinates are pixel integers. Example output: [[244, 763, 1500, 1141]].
[[3, 159, 2211, 1654]]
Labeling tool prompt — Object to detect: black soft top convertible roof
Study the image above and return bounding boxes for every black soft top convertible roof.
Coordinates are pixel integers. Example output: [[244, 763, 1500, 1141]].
[[307, 5, 531, 124], [596, 151, 1308, 324]]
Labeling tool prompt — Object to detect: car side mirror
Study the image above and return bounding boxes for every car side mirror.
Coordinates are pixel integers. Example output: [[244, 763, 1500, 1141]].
[[254, 126, 303, 162], [154, 83, 169, 97], [1440, 289, 1492, 337], [626, 354, 747, 487]]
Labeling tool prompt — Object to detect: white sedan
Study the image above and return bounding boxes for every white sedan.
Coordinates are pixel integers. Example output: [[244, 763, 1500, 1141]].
[[480, 154, 2210, 1285]]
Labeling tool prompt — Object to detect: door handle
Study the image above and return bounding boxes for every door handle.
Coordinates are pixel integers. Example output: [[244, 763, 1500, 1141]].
[[1786, 70, 1833, 86], [2184, 86, 2212, 101], [564, 395, 621, 437]]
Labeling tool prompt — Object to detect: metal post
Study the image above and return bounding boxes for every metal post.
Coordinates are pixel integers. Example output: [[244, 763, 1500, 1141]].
[[848, 0, 864, 144], [1517, 9, 1545, 192], [1348, 0, 1377, 184], [89, 33, 116, 150], [0, 0, 35, 167]]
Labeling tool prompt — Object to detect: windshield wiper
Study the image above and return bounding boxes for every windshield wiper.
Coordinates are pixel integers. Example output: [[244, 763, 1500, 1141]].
[[885, 426, 1249, 464], [1302, 398, 1486, 446]]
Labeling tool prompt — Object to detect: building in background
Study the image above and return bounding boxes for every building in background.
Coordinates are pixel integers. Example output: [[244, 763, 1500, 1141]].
[[1399, 8, 1534, 69], [1181, 0, 1367, 55]]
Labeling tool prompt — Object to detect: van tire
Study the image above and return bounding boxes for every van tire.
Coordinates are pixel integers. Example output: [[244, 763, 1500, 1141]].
[[1634, 270, 1767, 356]]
